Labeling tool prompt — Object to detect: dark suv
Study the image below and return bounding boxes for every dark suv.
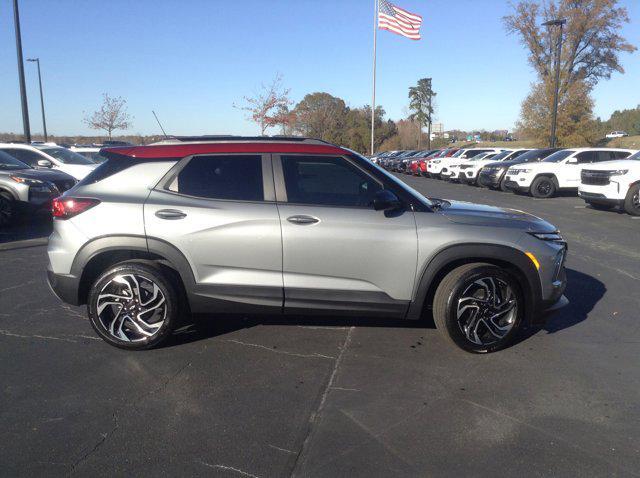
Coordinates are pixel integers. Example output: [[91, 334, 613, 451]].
[[47, 137, 567, 353]]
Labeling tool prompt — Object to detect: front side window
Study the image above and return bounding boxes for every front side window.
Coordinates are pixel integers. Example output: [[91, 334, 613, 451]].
[[281, 155, 382, 207], [36, 147, 94, 165], [0, 150, 30, 170], [1, 148, 45, 166], [575, 151, 596, 163], [170, 155, 264, 201]]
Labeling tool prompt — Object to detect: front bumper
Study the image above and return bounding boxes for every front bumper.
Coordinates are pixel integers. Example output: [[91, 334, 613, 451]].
[[504, 180, 529, 192], [477, 172, 502, 188], [578, 182, 626, 202], [578, 191, 624, 206]]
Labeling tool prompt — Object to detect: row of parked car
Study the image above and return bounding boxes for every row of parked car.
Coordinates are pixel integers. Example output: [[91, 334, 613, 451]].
[[371, 145, 640, 216], [0, 142, 110, 226]]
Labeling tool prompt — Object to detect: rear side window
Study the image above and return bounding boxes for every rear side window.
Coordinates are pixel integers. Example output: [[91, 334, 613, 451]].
[[79, 157, 136, 185], [170, 155, 263, 201]]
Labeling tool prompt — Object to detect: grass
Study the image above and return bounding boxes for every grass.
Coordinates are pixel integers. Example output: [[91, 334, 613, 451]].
[[605, 135, 640, 149]]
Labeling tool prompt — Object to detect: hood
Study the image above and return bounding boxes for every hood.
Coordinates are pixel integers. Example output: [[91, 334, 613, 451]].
[[436, 200, 556, 232], [57, 164, 96, 180], [17, 168, 76, 182], [507, 161, 549, 172], [582, 159, 638, 170]]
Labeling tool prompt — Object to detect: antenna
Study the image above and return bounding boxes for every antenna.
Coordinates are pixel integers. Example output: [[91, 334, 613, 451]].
[[152, 110, 168, 138]]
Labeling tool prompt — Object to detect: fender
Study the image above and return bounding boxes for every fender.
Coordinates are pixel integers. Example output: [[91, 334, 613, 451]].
[[406, 243, 541, 323], [0, 185, 20, 201]]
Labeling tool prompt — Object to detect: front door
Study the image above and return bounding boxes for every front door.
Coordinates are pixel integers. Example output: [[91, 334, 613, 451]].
[[144, 153, 283, 313], [274, 154, 418, 317]]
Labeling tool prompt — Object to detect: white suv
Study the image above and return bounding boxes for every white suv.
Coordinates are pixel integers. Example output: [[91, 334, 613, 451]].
[[0, 143, 97, 180], [428, 148, 502, 178], [504, 148, 637, 198], [578, 150, 640, 215], [458, 149, 531, 185]]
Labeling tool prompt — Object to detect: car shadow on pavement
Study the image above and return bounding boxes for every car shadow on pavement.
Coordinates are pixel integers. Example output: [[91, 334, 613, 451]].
[[167, 314, 431, 348], [167, 268, 604, 349]]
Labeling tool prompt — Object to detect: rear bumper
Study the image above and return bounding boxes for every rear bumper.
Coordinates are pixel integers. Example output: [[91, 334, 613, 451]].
[[47, 267, 81, 306]]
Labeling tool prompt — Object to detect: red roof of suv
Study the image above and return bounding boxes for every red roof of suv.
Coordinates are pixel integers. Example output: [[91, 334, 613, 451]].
[[103, 137, 350, 159]]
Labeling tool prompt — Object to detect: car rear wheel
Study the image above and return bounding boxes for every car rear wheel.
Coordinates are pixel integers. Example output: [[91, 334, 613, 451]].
[[433, 263, 523, 353], [624, 185, 640, 216], [87, 262, 180, 350], [531, 176, 557, 198], [0, 192, 15, 227]]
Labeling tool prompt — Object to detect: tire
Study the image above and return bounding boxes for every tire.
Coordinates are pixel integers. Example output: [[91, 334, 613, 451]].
[[432, 263, 524, 353], [0, 192, 15, 227], [499, 178, 511, 192], [530, 176, 557, 198], [586, 201, 614, 211], [624, 184, 640, 216], [87, 262, 181, 350]]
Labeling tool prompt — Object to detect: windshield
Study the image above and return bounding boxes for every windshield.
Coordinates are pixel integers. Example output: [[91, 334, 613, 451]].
[[485, 150, 511, 162], [0, 150, 30, 170], [36, 147, 94, 165], [513, 149, 555, 163], [543, 150, 575, 163], [628, 151, 640, 161], [451, 150, 465, 158]]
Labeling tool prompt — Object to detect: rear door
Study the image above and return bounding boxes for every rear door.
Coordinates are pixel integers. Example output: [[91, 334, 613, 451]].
[[274, 154, 417, 317], [144, 153, 283, 313]]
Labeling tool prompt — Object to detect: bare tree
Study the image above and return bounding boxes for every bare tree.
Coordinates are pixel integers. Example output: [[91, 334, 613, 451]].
[[84, 94, 133, 139], [235, 74, 292, 135]]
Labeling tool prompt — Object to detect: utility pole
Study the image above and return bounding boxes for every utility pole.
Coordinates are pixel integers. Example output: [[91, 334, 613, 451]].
[[543, 18, 566, 148], [427, 77, 432, 150], [27, 58, 47, 141], [13, 0, 31, 142]]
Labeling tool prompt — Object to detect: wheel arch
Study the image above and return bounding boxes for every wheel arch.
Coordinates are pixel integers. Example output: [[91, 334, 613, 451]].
[[72, 235, 195, 305], [0, 185, 19, 201], [406, 243, 541, 324], [533, 173, 559, 187]]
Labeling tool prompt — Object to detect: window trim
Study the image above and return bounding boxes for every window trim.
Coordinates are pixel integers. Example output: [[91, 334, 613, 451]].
[[272, 153, 385, 209], [155, 152, 275, 203]]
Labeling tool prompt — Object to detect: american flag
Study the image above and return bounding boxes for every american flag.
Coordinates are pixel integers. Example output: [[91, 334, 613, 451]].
[[377, 0, 422, 40]]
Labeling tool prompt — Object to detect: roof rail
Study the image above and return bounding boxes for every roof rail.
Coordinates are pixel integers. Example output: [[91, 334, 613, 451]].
[[161, 135, 333, 145]]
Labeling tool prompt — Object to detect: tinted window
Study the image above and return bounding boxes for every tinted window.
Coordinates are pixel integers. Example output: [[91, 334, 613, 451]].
[[462, 149, 490, 159], [595, 151, 615, 162], [575, 151, 596, 163], [171, 155, 263, 201], [613, 151, 632, 160], [282, 155, 382, 207], [78, 157, 138, 186], [1, 148, 44, 166], [0, 150, 30, 170]]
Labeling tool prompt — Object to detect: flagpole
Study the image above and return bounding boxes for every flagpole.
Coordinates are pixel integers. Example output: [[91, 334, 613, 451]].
[[370, 0, 378, 156]]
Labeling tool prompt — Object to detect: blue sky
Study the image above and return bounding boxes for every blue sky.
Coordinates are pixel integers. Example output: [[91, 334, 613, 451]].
[[0, 0, 638, 137]]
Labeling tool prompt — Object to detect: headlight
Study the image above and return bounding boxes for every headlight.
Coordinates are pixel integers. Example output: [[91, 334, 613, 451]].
[[432, 160, 441, 164], [10, 176, 46, 186], [609, 169, 628, 176], [529, 231, 564, 242]]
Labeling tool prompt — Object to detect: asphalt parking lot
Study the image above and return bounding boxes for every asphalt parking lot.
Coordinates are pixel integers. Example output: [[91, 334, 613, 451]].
[[1, 176, 639, 477]]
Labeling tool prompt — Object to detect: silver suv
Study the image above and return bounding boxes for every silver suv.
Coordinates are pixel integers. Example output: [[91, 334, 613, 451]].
[[0, 150, 76, 225], [47, 137, 567, 353]]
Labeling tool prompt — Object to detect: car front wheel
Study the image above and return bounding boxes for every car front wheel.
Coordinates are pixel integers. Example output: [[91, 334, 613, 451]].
[[433, 263, 524, 353], [624, 185, 640, 216], [0, 192, 14, 227], [87, 262, 180, 350], [531, 176, 557, 198]]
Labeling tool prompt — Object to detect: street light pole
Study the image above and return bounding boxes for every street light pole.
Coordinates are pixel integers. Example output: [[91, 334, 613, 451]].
[[543, 18, 566, 148], [12, 0, 31, 142], [27, 58, 47, 141], [427, 77, 432, 150]]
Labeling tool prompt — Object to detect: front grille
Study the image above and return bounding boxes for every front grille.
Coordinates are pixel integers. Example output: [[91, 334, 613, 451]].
[[459, 165, 472, 170], [507, 170, 521, 176], [581, 170, 611, 186]]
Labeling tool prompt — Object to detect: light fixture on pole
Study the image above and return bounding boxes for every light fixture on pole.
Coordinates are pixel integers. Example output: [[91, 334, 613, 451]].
[[27, 58, 48, 142], [542, 18, 566, 148]]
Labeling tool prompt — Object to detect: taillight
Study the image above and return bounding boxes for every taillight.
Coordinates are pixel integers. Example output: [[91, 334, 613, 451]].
[[52, 197, 100, 220]]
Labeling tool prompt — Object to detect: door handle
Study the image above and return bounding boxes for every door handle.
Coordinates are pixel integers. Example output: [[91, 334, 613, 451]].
[[155, 209, 187, 220], [287, 215, 319, 225]]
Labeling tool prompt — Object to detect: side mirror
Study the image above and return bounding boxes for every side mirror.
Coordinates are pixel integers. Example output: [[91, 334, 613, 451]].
[[37, 159, 53, 168], [566, 158, 578, 164], [373, 189, 401, 211]]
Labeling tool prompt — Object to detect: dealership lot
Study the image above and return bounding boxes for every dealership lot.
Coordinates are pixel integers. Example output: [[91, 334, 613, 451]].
[[1, 176, 639, 477]]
